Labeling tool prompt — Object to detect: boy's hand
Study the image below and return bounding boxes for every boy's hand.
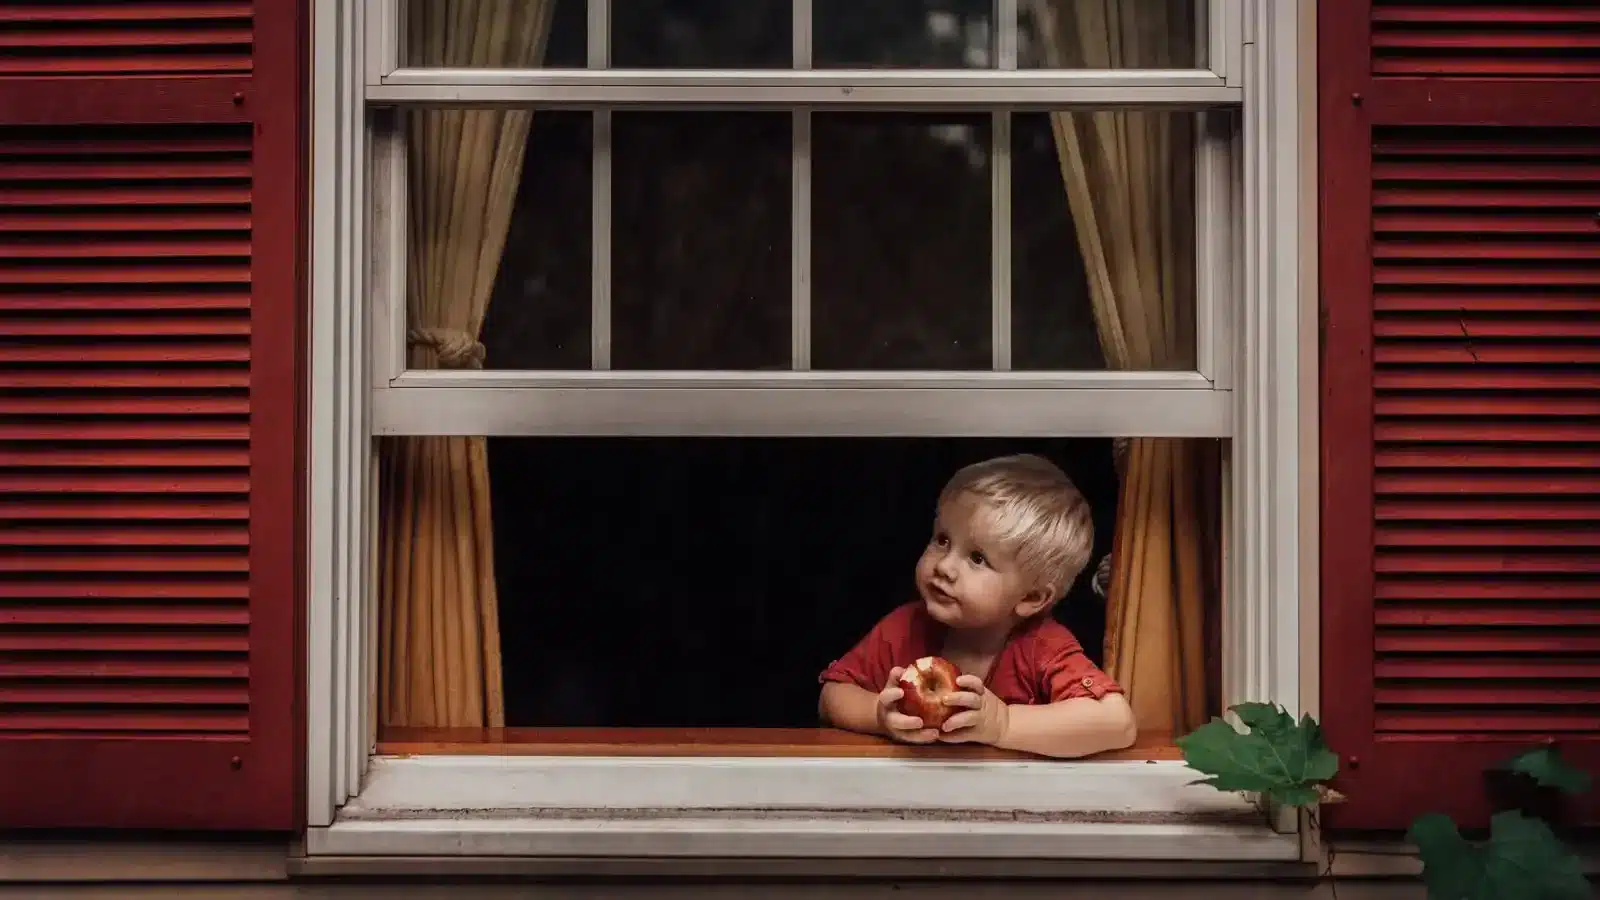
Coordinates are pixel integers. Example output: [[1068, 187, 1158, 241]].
[[875, 667, 941, 743], [937, 674, 1009, 745]]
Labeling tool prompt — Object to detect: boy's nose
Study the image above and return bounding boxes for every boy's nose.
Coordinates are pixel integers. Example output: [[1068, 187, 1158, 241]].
[[935, 553, 960, 579]]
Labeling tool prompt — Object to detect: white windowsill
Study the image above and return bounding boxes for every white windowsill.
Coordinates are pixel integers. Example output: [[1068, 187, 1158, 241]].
[[305, 756, 1301, 861]]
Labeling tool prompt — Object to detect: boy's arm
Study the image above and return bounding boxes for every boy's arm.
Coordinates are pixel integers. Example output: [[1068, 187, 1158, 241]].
[[818, 681, 886, 735], [994, 693, 1137, 759]]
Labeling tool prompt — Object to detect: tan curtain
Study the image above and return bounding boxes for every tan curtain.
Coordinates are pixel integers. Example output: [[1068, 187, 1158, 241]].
[[1028, 0, 1208, 735], [378, 0, 554, 729]]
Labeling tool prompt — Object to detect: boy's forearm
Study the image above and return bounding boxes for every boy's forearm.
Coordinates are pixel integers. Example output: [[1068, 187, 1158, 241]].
[[993, 695, 1138, 759], [819, 682, 883, 736]]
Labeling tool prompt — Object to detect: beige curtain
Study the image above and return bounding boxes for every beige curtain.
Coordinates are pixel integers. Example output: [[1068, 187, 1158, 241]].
[[378, 0, 554, 729], [1028, 0, 1208, 735]]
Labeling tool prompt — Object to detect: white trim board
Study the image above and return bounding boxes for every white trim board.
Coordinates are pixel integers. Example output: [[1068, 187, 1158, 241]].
[[312, 756, 1298, 861], [305, 0, 1309, 863], [309, 817, 1300, 861]]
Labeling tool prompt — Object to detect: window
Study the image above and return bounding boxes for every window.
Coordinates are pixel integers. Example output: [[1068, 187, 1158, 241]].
[[307, 0, 1306, 861]]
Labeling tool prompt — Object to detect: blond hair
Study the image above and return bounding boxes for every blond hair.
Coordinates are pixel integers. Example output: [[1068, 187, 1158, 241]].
[[939, 453, 1094, 602]]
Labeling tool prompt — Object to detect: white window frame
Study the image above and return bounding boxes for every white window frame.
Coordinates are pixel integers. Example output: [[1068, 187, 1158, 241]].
[[305, 0, 1306, 862]]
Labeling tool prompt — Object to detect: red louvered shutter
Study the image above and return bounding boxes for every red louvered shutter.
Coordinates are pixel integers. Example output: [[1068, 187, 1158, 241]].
[[1321, 1, 1600, 830], [0, 1, 303, 830]]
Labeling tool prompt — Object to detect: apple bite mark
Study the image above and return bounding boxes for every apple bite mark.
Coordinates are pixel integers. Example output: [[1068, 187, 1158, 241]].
[[896, 655, 962, 729]]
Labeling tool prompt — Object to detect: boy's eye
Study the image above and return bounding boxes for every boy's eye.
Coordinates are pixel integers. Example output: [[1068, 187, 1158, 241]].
[[968, 550, 987, 567], [932, 532, 950, 547]]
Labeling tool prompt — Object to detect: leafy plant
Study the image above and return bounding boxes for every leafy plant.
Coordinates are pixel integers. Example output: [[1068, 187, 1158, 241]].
[[1176, 701, 1341, 807], [1179, 707, 1597, 900], [1410, 811, 1590, 900], [1502, 745, 1595, 796]]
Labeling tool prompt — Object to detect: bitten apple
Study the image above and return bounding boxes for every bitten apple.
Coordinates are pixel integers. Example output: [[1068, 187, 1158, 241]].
[[896, 656, 962, 729]]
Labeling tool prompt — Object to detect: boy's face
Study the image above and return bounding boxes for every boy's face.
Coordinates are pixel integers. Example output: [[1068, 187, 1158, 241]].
[[915, 492, 1050, 633]]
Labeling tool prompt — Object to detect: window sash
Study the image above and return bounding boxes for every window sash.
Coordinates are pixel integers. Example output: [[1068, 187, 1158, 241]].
[[364, 107, 1238, 436], [364, 0, 1245, 88]]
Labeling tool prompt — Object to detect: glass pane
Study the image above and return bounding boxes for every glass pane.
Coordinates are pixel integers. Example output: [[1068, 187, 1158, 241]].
[[1019, 0, 1200, 69], [402, 0, 586, 68], [1011, 111, 1196, 371], [479, 112, 592, 370], [613, 0, 790, 69], [811, 113, 992, 370], [611, 113, 791, 370], [814, 0, 994, 69], [404, 109, 590, 371]]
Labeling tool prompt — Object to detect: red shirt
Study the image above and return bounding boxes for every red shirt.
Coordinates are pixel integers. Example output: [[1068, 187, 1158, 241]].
[[819, 601, 1122, 704]]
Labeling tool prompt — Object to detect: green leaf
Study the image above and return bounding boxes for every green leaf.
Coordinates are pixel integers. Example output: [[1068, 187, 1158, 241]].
[[1503, 746, 1594, 796], [1410, 810, 1592, 900], [1175, 703, 1340, 808]]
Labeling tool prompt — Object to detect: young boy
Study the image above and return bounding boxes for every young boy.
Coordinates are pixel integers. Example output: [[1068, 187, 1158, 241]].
[[818, 454, 1136, 758]]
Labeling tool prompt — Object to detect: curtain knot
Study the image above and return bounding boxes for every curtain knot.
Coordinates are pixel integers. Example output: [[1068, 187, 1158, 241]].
[[408, 327, 486, 369]]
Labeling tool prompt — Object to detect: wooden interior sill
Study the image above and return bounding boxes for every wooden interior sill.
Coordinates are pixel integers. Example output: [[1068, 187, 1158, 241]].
[[378, 726, 1181, 761]]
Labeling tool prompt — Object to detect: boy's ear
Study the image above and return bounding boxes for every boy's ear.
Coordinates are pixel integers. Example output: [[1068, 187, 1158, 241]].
[[1015, 586, 1055, 619]]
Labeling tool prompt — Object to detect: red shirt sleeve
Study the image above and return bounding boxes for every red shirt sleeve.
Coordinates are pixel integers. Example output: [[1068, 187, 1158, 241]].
[[818, 602, 920, 692], [1033, 621, 1123, 702]]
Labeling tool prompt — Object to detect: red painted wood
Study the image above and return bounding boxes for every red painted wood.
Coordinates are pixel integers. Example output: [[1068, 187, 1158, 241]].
[[1323, 0, 1600, 832], [0, 1, 253, 77], [1366, 81, 1600, 127], [1371, 2, 1600, 76], [0, 0, 304, 831], [0, 78, 252, 127]]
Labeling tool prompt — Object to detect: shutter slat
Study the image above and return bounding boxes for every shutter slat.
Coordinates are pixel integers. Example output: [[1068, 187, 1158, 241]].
[[0, 395, 250, 415], [0, 524, 249, 546], [0, 211, 250, 232], [0, 578, 249, 599], [0, 659, 249, 679], [0, 186, 251, 206], [0, 446, 246, 467], [1376, 369, 1600, 390], [0, 369, 249, 388], [0, 554, 250, 573], [0, 630, 248, 653], [1375, 471, 1600, 493], [0, 710, 249, 734], [1379, 607, 1600, 626], [0, 471, 247, 492], [1375, 394, 1600, 415], [0, 605, 249, 626], [1372, 1, 1600, 76], [0, 421, 250, 441], [0, 500, 249, 520], [0, 342, 249, 362], [1377, 524, 1600, 547], [0, 317, 249, 337]]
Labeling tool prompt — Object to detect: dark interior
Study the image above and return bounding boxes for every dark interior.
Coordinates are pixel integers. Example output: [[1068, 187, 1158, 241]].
[[489, 438, 1118, 727]]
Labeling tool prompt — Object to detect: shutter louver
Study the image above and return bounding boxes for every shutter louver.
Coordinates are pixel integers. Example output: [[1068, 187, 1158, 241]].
[[1370, 127, 1600, 741], [1371, 2, 1600, 77], [0, 125, 253, 739], [0, 2, 253, 77]]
